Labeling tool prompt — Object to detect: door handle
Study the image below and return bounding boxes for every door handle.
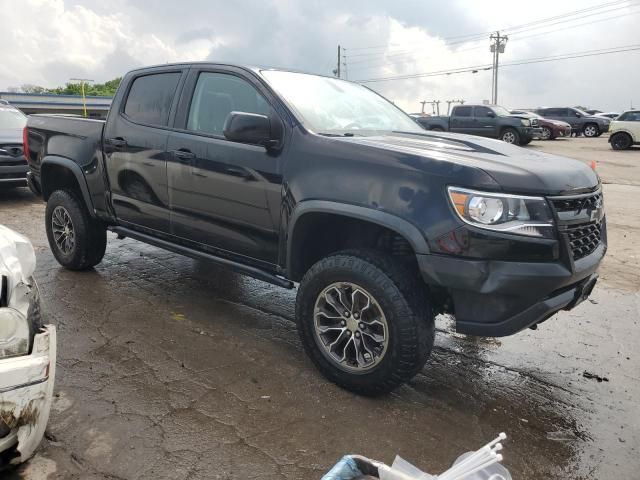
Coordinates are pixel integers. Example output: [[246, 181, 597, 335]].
[[105, 137, 127, 150], [171, 149, 196, 163]]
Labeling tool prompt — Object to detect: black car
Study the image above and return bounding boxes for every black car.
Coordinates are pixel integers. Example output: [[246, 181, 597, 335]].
[[25, 63, 606, 395], [416, 105, 540, 145], [0, 105, 28, 188]]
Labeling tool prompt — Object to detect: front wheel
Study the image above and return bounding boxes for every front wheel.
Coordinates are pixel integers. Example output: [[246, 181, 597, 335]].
[[430, 126, 445, 132], [540, 126, 553, 140], [45, 190, 107, 270], [583, 123, 599, 137], [610, 132, 632, 150], [501, 128, 520, 144], [295, 250, 434, 396]]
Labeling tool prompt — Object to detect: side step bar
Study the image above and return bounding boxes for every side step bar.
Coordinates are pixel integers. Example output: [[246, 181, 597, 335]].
[[108, 226, 294, 289]]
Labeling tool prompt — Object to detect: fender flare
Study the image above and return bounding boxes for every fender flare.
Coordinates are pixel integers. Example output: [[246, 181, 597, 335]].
[[40, 156, 96, 216], [286, 200, 430, 276]]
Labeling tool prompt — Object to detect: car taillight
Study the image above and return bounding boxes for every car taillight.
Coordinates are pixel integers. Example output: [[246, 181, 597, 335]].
[[23, 126, 30, 162]]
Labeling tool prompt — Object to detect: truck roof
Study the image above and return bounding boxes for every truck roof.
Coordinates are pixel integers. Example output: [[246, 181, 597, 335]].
[[125, 62, 340, 81]]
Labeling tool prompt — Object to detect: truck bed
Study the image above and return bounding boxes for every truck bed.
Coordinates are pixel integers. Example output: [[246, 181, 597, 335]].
[[26, 115, 105, 172]]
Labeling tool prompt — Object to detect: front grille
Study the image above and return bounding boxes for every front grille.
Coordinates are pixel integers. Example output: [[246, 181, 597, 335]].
[[551, 191, 602, 213], [550, 190, 604, 261], [566, 221, 602, 260], [0, 144, 24, 157]]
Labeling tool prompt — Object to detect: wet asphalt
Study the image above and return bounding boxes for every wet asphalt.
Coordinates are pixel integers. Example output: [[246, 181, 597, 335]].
[[1, 137, 639, 479]]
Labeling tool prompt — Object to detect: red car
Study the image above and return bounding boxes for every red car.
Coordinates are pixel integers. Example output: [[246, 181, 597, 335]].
[[511, 110, 572, 140]]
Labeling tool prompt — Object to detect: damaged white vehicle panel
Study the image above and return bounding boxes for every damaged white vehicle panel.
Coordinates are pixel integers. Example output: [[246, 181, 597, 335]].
[[0, 224, 56, 464]]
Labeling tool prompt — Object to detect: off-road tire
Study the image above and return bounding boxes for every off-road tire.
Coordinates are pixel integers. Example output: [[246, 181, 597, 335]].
[[501, 128, 520, 144], [610, 132, 632, 150], [45, 190, 107, 270], [519, 138, 532, 146], [295, 250, 435, 396]]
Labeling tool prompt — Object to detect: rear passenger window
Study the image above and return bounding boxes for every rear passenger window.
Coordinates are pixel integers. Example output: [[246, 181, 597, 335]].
[[123, 72, 181, 126], [453, 106, 472, 117], [187, 72, 270, 136]]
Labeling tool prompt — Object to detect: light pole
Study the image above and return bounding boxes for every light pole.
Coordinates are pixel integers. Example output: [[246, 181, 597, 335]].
[[70, 78, 94, 117]]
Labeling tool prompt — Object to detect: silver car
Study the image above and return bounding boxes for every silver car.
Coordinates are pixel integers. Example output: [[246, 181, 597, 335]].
[[0, 225, 56, 465], [0, 105, 28, 189]]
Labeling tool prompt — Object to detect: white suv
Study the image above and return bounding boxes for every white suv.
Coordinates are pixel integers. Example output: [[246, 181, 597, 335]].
[[609, 110, 640, 150]]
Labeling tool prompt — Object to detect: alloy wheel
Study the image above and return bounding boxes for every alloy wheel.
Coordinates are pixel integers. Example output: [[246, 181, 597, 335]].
[[584, 125, 598, 137], [541, 127, 551, 140], [51, 206, 75, 254], [313, 282, 388, 373], [502, 131, 516, 143]]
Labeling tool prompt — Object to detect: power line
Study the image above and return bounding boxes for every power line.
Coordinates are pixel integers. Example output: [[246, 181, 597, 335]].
[[356, 44, 640, 83], [347, 7, 640, 72], [345, 0, 638, 58]]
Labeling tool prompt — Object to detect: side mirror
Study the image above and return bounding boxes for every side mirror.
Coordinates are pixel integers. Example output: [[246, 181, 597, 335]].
[[575, 112, 582, 117], [487, 111, 496, 118], [223, 112, 277, 147]]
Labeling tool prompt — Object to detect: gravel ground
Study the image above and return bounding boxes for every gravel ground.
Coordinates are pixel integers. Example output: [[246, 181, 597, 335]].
[[1, 135, 638, 479]]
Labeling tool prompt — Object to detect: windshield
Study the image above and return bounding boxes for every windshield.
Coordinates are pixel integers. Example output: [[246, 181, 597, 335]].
[[0, 108, 27, 129], [492, 106, 512, 117], [261, 70, 423, 135]]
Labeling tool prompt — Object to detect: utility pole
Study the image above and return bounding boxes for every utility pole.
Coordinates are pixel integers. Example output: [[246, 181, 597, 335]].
[[70, 77, 94, 117], [489, 32, 508, 105], [341, 48, 348, 80], [335, 45, 341, 79], [420, 100, 427, 114]]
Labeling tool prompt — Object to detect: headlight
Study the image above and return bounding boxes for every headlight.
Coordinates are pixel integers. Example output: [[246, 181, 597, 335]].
[[0, 307, 30, 358], [521, 119, 531, 127], [447, 187, 555, 238]]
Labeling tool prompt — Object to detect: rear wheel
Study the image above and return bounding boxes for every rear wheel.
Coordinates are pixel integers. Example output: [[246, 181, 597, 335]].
[[610, 132, 632, 150], [45, 190, 107, 270], [295, 250, 434, 396], [501, 128, 520, 144], [583, 123, 599, 137]]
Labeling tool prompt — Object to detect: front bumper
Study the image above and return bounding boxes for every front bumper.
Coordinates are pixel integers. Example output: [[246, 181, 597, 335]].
[[0, 326, 56, 464], [529, 127, 544, 139], [0, 162, 28, 186], [418, 238, 606, 337]]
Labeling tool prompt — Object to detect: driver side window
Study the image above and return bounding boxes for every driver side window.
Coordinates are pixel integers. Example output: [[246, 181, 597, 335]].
[[187, 72, 271, 136]]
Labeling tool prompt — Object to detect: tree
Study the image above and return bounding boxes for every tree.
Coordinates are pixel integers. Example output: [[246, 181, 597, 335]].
[[16, 78, 122, 97]]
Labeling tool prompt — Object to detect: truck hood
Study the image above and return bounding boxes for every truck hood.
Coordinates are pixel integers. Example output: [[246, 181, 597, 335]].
[[0, 128, 23, 144], [336, 131, 599, 195]]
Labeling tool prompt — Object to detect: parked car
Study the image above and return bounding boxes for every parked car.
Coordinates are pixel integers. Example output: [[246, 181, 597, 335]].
[[596, 112, 620, 120], [25, 63, 605, 395], [511, 110, 572, 140], [0, 105, 28, 189], [0, 225, 56, 465], [534, 107, 610, 137], [608, 110, 640, 150], [416, 105, 540, 145]]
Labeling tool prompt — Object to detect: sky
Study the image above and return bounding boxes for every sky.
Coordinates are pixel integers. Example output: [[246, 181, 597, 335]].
[[0, 0, 638, 113]]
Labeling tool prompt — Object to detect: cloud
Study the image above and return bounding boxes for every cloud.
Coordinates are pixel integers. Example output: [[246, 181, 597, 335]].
[[0, 0, 638, 112]]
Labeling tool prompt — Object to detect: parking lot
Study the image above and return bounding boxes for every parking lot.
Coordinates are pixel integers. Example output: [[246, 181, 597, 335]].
[[1, 136, 638, 479]]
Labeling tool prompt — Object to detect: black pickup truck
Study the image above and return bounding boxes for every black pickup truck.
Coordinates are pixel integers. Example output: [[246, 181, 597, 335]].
[[24, 63, 606, 395], [416, 104, 541, 145]]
